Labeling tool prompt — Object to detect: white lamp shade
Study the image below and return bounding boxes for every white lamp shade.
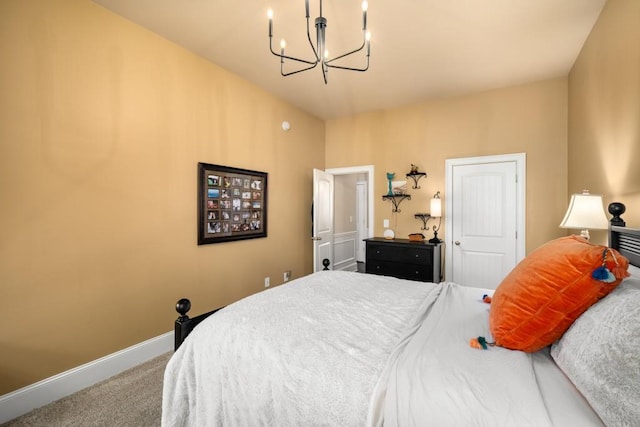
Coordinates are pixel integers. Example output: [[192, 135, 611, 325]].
[[559, 192, 608, 230], [430, 197, 442, 218]]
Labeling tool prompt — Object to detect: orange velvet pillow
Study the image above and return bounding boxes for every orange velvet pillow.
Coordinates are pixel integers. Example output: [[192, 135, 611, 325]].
[[489, 236, 629, 353]]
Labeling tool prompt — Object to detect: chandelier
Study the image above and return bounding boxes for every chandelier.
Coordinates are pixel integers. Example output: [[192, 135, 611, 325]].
[[267, 0, 371, 84]]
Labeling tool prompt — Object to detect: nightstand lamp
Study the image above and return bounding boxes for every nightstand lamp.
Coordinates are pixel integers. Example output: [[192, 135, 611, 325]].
[[429, 192, 442, 243], [559, 190, 609, 240]]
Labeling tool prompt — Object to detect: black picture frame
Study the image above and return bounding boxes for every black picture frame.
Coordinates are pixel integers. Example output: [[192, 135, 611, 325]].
[[198, 162, 268, 245]]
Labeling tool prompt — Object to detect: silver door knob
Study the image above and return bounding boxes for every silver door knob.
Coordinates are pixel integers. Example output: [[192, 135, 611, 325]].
[[454, 241, 461, 245]]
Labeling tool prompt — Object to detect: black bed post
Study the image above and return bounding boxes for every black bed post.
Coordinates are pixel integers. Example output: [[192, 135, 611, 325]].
[[608, 202, 626, 227], [608, 202, 626, 248], [174, 298, 191, 351]]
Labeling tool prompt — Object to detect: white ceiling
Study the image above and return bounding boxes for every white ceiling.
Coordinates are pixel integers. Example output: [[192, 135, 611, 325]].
[[92, 0, 606, 120]]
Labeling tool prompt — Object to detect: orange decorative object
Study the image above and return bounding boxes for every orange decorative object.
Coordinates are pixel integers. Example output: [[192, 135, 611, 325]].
[[489, 236, 629, 353]]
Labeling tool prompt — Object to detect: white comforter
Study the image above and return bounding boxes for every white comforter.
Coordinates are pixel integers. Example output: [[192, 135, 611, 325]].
[[162, 271, 602, 426], [162, 271, 442, 426]]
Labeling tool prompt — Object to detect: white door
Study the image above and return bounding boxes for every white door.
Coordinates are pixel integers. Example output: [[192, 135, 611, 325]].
[[446, 154, 525, 289], [313, 169, 334, 271]]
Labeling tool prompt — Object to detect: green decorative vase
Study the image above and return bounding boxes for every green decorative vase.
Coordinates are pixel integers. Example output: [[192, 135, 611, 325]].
[[386, 172, 395, 196]]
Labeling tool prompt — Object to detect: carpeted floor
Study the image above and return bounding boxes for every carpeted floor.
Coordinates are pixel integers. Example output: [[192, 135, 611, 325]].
[[2, 352, 172, 427]]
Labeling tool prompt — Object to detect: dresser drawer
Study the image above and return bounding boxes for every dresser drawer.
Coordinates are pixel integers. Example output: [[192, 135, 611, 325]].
[[366, 259, 431, 282], [367, 242, 433, 266]]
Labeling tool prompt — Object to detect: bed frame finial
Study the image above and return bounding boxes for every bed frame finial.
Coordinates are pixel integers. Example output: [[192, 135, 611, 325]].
[[608, 202, 626, 227], [176, 298, 191, 321], [174, 298, 225, 351]]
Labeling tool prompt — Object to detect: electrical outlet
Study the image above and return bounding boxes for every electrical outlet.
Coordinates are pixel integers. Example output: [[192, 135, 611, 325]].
[[264, 277, 270, 288], [283, 271, 291, 282]]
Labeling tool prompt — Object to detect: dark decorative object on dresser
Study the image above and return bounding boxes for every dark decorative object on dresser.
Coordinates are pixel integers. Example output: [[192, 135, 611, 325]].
[[365, 237, 441, 283]]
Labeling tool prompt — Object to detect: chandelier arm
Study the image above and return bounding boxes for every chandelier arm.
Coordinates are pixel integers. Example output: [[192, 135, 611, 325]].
[[325, 39, 366, 64], [277, 53, 318, 65], [281, 62, 319, 77], [269, 37, 318, 65], [326, 64, 369, 72], [325, 57, 370, 72]]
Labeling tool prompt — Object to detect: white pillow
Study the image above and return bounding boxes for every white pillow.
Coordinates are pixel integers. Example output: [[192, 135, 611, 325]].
[[551, 275, 640, 426]]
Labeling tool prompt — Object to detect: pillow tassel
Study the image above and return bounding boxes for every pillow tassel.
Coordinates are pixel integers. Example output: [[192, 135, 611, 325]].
[[612, 266, 630, 280], [482, 294, 492, 304], [592, 248, 617, 283], [592, 266, 614, 282], [469, 337, 483, 349], [469, 336, 495, 350], [608, 248, 631, 280]]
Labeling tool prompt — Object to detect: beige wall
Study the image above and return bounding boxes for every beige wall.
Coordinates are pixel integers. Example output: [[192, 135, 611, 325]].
[[326, 78, 570, 254], [0, 0, 324, 394], [568, 0, 640, 245]]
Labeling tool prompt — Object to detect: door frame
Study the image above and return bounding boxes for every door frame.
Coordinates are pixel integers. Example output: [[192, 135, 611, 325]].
[[444, 153, 526, 282], [325, 165, 375, 247], [355, 180, 368, 262]]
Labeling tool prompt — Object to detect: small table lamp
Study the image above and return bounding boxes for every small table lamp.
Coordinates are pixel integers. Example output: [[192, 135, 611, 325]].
[[429, 192, 442, 243], [559, 190, 609, 240]]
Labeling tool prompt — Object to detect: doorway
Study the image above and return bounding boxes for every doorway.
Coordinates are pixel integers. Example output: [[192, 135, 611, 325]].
[[445, 153, 526, 289], [313, 165, 374, 272]]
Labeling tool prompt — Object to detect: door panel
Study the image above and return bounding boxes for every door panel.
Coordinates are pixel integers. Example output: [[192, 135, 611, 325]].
[[461, 251, 506, 289]]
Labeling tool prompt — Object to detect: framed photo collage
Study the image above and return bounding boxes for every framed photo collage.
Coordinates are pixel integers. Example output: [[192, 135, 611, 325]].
[[197, 162, 268, 245]]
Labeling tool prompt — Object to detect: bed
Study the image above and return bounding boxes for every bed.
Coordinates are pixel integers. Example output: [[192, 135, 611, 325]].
[[162, 220, 640, 426]]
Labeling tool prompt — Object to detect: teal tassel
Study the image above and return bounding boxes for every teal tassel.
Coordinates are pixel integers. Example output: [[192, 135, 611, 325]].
[[593, 249, 613, 283], [478, 336, 488, 350]]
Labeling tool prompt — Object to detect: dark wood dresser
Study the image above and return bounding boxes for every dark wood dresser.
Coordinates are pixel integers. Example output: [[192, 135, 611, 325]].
[[365, 238, 442, 283]]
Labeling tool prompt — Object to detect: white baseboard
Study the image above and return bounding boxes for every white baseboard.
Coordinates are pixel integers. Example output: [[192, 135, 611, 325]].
[[0, 331, 173, 424]]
